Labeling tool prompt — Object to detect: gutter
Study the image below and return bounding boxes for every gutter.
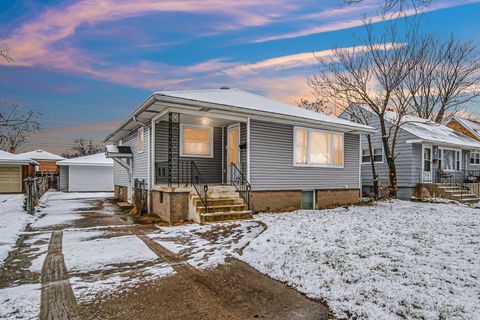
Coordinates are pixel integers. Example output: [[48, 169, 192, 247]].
[[405, 139, 480, 150]]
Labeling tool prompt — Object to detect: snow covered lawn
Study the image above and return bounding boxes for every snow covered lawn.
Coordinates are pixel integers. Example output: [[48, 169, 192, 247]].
[[0, 194, 33, 266], [241, 200, 480, 319]]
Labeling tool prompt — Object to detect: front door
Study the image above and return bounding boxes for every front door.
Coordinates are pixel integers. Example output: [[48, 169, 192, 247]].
[[227, 124, 240, 183], [422, 145, 432, 183]]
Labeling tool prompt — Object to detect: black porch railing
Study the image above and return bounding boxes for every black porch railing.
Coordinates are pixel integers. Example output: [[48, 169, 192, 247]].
[[155, 160, 209, 213], [230, 163, 252, 210], [420, 168, 480, 200], [191, 161, 208, 215], [155, 160, 191, 186]]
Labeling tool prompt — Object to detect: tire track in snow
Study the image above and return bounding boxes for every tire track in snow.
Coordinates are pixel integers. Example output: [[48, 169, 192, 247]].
[[40, 230, 79, 320]]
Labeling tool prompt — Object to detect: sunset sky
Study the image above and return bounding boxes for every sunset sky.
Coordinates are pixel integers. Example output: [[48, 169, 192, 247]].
[[1, 0, 479, 153]]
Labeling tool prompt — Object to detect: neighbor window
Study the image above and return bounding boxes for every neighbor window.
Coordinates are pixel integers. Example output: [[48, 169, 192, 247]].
[[180, 124, 213, 157], [294, 127, 343, 167], [362, 147, 383, 164], [441, 148, 461, 171], [138, 127, 144, 153], [470, 152, 480, 165]]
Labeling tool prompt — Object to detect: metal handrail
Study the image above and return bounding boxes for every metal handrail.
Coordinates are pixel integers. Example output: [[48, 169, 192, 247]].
[[191, 161, 208, 214], [230, 163, 252, 211]]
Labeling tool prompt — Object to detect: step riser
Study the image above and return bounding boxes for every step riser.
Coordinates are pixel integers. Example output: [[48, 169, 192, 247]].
[[201, 212, 253, 223], [198, 205, 247, 214], [193, 199, 244, 206]]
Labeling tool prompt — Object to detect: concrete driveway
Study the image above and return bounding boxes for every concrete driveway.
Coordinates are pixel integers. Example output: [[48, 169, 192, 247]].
[[0, 192, 329, 320]]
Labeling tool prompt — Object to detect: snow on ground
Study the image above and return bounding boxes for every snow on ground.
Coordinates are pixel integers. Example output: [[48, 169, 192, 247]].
[[63, 230, 158, 272], [150, 220, 264, 269], [70, 263, 174, 303], [241, 200, 480, 320], [0, 283, 41, 320], [31, 192, 113, 229], [62, 228, 175, 302], [0, 194, 34, 266]]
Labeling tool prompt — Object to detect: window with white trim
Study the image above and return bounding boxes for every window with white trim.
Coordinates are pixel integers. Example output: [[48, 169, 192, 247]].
[[294, 127, 343, 167], [470, 152, 480, 165], [138, 127, 144, 153], [440, 148, 461, 171], [180, 124, 213, 157], [361, 147, 383, 164]]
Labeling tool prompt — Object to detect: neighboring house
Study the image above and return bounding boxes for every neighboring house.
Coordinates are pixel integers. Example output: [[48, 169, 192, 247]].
[[16, 150, 65, 189], [104, 88, 374, 224], [341, 106, 480, 201], [17, 150, 65, 176], [57, 153, 113, 192], [0, 150, 37, 193], [447, 116, 480, 141]]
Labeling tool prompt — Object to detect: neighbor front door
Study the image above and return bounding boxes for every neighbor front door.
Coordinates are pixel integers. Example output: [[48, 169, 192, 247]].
[[227, 124, 240, 183], [422, 145, 432, 183]]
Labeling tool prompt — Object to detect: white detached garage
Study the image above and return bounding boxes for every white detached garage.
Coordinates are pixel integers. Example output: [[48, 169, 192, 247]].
[[57, 153, 113, 192]]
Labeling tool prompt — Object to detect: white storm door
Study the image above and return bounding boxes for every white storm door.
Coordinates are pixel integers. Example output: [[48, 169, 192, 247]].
[[422, 145, 432, 183], [227, 125, 240, 183]]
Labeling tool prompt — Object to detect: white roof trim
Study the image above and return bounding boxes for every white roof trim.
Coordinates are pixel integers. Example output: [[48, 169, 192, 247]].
[[104, 89, 375, 142]]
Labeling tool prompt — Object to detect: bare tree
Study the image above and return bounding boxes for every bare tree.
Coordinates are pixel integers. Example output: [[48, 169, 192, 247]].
[[309, 19, 426, 198], [63, 137, 104, 158], [344, 0, 431, 13], [0, 101, 41, 151], [406, 36, 480, 123], [297, 97, 337, 115], [343, 105, 381, 198]]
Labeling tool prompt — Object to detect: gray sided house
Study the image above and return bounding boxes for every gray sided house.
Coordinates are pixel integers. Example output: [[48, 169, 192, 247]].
[[341, 106, 480, 201], [104, 89, 374, 223]]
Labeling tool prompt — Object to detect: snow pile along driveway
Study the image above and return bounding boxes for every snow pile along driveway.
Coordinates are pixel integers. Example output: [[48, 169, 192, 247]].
[[0, 194, 33, 265], [241, 201, 480, 319]]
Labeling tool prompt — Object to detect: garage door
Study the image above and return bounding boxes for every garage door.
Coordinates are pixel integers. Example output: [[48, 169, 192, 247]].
[[0, 166, 22, 193], [69, 165, 113, 192]]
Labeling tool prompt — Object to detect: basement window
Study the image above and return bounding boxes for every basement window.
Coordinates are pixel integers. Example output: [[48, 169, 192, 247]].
[[301, 191, 315, 210], [180, 124, 213, 158]]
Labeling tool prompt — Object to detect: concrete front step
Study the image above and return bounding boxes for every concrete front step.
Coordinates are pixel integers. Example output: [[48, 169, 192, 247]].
[[449, 193, 477, 198], [193, 198, 244, 207], [197, 203, 247, 214], [459, 198, 480, 204], [201, 210, 253, 223]]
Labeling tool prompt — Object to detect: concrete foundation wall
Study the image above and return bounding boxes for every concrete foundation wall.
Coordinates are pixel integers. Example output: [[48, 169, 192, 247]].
[[252, 188, 360, 213], [151, 190, 189, 224], [114, 185, 128, 202], [316, 189, 359, 208]]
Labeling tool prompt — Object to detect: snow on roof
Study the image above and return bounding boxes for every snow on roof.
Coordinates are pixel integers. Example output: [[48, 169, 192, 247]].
[[17, 150, 65, 161], [383, 111, 480, 149], [57, 153, 113, 166], [155, 88, 373, 132], [0, 150, 38, 165], [451, 116, 480, 140]]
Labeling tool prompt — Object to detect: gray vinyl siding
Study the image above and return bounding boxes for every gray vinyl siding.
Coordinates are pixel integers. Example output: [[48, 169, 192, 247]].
[[155, 121, 223, 184], [358, 114, 420, 188], [249, 119, 360, 191], [113, 125, 151, 188], [59, 166, 68, 191]]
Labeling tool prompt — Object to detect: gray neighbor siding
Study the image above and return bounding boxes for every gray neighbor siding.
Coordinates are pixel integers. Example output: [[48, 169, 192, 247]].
[[249, 119, 360, 191], [359, 114, 420, 189], [113, 125, 151, 188], [155, 121, 223, 184]]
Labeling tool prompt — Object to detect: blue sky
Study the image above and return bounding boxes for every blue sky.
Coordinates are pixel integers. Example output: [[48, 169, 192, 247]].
[[0, 0, 479, 153]]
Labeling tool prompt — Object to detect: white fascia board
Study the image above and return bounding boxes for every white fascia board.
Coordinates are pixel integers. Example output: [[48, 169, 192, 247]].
[[405, 139, 480, 150]]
